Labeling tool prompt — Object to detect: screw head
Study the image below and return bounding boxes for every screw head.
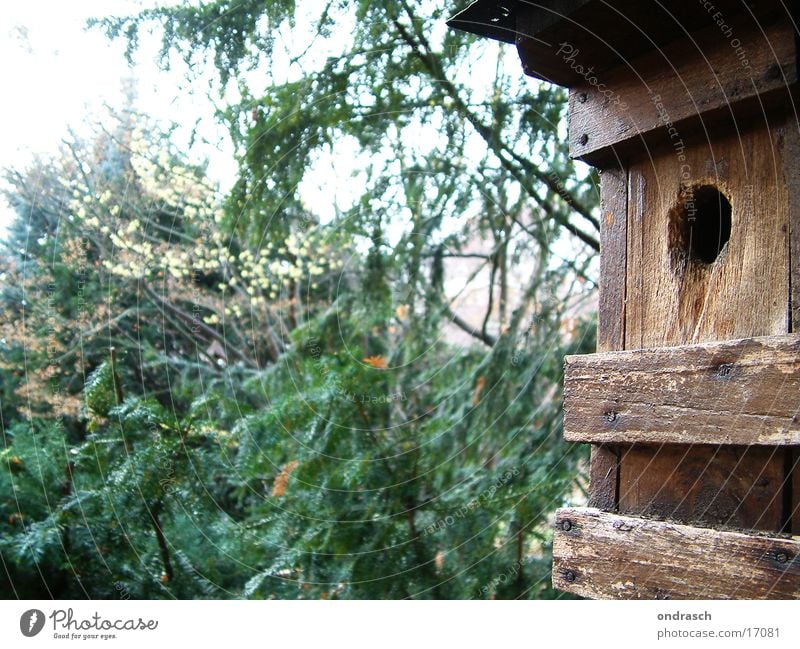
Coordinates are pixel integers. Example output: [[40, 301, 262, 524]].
[[578, 92, 588, 103], [603, 411, 618, 423], [775, 552, 789, 564], [765, 63, 781, 80], [561, 519, 573, 532], [563, 569, 576, 583]]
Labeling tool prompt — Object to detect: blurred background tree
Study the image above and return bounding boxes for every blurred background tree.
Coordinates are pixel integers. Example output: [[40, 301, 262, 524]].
[[1, 0, 598, 598]]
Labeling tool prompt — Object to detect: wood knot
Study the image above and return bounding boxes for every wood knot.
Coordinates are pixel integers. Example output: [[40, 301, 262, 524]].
[[764, 63, 782, 81]]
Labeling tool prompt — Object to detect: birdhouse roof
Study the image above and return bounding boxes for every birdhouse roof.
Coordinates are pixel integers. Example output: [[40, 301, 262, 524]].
[[447, 0, 791, 86]]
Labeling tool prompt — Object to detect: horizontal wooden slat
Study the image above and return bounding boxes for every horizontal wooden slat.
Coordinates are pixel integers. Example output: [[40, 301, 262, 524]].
[[568, 18, 797, 163], [564, 334, 800, 445], [552, 507, 800, 599]]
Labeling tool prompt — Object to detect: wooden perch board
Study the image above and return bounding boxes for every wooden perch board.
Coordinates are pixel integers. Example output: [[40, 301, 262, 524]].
[[552, 507, 800, 599], [564, 334, 800, 446]]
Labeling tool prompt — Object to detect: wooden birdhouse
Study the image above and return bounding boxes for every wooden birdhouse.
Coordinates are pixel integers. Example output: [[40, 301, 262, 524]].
[[449, 0, 800, 598]]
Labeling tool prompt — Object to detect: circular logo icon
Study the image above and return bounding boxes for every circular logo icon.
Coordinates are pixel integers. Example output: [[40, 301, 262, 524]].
[[20, 609, 45, 637]]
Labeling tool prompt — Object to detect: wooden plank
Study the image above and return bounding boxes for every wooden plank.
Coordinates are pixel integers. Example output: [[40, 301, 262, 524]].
[[588, 445, 618, 511], [784, 114, 800, 332], [568, 19, 797, 162], [618, 445, 785, 532], [564, 334, 800, 446], [596, 166, 627, 353], [793, 449, 800, 535], [552, 507, 800, 599], [781, 106, 800, 535], [586, 166, 627, 513], [624, 125, 789, 348], [624, 168, 645, 350]]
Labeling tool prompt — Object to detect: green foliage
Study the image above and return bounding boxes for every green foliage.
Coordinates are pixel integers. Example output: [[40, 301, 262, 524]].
[[85, 363, 118, 418]]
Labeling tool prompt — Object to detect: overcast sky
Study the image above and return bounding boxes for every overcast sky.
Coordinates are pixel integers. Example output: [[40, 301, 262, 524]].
[[0, 0, 235, 234]]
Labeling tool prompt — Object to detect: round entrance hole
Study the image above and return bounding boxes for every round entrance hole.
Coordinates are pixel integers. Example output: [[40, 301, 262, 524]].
[[671, 185, 732, 265]]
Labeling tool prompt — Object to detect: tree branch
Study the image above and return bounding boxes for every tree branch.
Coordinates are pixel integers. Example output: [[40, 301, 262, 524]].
[[389, 11, 600, 250], [141, 283, 258, 368], [445, 307, 497, 347]]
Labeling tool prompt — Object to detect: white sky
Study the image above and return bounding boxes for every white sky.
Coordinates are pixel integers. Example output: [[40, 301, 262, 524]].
[[0, 0, 236, 234]]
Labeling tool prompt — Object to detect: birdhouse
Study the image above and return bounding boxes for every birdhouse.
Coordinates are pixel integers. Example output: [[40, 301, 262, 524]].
[[449, 0, 800, 598]]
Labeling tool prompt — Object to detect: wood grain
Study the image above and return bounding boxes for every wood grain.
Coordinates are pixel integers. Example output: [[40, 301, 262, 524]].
[[617, 119, 790, 535], [564, 334, 800, 446], [624, 125, 789, 348], [624, 168, 646, 350], [552, 507, 800, 599], [793, 448, 800, 535], [618, 445, 785, 532], [783, 115, 800, 332], [597, 166, 627, 353], [778, 95, 800, 539], [588, 445, 619, 511], [586, 166, 628, 512], [568, 19, 797, 162]]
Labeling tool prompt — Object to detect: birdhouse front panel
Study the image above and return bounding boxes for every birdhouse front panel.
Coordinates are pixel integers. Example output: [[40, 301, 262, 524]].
[[605, 119, 795, 534], [624, 123, 790, 350]]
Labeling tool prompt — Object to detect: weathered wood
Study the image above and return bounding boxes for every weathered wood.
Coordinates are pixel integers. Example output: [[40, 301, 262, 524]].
[[624, 124, 789, 349], [624, 168, 645, 350], [587, 445, 618, 511], [569, 18, 798, 162], [448, 0, 790, 87], [618, 445, 785, 532], [617, 121, 791, 534], [596, 167, 627, 353], [776, 65, 800, 540], [564, 334, 800, 446], [784, 116, 800, 332], [552, 507, 800, 599], [586, 166, 628, 513], [793, 448, 800, 535]]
